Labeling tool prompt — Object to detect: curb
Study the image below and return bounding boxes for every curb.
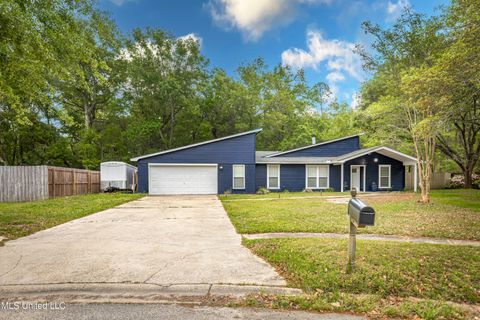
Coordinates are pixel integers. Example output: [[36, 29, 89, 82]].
[[0, 283, 303, 303]]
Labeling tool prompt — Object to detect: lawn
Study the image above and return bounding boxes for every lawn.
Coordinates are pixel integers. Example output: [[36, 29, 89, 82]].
[[219, 191, 349, 200], [244, 238, 480, 304], [222, 189, 480, 240], [0, 193, 144, 240]]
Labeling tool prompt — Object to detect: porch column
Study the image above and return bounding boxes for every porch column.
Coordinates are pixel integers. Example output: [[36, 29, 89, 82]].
[[413, 163, 418, 193], [340, 163, 344, 192]]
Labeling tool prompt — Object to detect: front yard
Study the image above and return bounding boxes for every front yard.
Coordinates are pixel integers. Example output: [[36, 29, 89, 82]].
[[222, 189, 480, 319], [222, 189, 480, 240], [0, 193, 144, 240]]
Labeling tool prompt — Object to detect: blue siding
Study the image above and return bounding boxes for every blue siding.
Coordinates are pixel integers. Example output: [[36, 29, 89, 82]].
[[277, 136, 360, 157], [255, 164, 343, 192], [137, 133, 257, 193], [343, 152, 405, 191]]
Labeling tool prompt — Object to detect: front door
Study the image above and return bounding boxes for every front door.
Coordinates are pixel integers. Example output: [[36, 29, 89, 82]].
[[351, 165, 361, 192]]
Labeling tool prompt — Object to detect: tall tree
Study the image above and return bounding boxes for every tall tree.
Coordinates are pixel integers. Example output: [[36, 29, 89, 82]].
[[359, 10, 446, 202]]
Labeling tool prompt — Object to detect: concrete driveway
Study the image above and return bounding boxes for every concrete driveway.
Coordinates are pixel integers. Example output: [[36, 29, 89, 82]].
[[0, 196, 286, 293]]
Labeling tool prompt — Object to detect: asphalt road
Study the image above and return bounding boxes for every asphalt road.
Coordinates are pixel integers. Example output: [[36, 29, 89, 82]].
[[0, 303, 365, 320]]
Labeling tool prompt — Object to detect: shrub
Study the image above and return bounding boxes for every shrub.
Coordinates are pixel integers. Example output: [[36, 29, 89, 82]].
[[303, 188, 313, 193], [256, 187, 270, 195], [324, 187, 335, 192], [224, 189, 232, 195], [445, 174, 480, 189], [282, 188, 290, 193]]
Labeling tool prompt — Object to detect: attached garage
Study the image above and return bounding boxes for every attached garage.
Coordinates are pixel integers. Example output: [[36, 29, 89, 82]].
[[148, 164, 217, 195], [132, 129, 260, 195]]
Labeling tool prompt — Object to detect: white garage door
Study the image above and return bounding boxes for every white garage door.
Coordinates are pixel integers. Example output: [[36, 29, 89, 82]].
[[149, 164, 218, 195]]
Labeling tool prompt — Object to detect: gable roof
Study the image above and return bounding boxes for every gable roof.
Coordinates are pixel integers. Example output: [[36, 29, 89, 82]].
[[336, 146, 417, 164], [131, 129, 262, 161], [265, 133, 364, 158]]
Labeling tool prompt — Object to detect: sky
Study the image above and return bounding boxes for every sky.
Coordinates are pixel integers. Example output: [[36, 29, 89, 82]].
[[98, 0, 448, 108]]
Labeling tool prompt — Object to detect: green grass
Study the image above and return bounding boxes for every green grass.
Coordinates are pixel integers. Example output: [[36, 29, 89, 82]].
[[244, 238, 480, 304], [222, 189, 480, 240], [0, 193, 144, 240], [218, 191, 349, 200], [236, 293, 473, 320]]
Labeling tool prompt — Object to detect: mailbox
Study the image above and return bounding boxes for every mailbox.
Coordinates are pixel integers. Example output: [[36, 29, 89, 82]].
[[348, 198, 375, 227]]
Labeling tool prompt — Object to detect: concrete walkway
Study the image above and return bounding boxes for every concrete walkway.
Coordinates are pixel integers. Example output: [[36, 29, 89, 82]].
[[243, 232, 480, 246], [0, 196, 290, 299]]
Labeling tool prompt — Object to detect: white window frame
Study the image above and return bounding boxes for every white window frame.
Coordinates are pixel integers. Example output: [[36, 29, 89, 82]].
[[267, 164, 280, 189], [378, 164, 391, 189], [305, 165, 329, 189], [232, 164, 245, 190]]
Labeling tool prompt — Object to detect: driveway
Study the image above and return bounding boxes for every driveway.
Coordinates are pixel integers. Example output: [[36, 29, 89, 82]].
[[0, 196, 285, 290]]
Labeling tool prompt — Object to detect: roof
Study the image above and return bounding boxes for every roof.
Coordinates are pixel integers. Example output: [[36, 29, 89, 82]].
[[265, 133, 364, 158], [256, 146, 417, 165], [336, 146, 417, 164], [131, 129, 262, 161], [256, 152, 334, 164]]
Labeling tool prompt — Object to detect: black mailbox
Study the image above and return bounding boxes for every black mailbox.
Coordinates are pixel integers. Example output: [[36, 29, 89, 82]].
[[348, 198, 375, 227]]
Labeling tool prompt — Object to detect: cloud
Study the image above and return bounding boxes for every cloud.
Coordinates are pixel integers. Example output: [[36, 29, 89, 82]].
[[105, 0, 137, 6], [350, 92, 361, 109], [326, 71, 345, 83], [178, 33, 203, 48], [206, 0, 331, 42], [386, 0, 410, 21], [281, 29, 363, 81]]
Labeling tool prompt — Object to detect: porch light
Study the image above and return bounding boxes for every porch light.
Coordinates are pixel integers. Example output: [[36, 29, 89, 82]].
[[374, 158, 378, 163]]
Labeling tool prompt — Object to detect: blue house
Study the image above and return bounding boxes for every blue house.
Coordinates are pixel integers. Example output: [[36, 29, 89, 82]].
[[131, 129, 418, 195]]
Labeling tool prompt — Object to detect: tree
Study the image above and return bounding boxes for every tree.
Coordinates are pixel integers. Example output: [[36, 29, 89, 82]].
[[359, 10, 446, 202]]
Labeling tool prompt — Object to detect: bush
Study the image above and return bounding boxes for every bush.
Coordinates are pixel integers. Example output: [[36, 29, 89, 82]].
[[256, 187, 270, 195], [282, 188, 290, 193], [324, 187, 335, 192], [224, 189, 232, 195], [303, 188, 313, 193], [446, 174, 480, 189]]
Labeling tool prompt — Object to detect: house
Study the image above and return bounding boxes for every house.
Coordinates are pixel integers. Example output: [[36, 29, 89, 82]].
[[131, 129, 418, 195]]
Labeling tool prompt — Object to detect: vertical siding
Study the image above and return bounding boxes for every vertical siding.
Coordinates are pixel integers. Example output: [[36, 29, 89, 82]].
[[343, 152, 405, 191], [277, 136, 360, 157], [137, 132, 257, 193]]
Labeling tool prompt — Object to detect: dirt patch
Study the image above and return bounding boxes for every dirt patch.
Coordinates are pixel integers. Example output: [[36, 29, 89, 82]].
[[361, 193, 417, 203]]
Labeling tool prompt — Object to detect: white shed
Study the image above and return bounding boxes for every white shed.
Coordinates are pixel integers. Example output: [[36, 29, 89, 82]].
[[100, 162, 137, 191]]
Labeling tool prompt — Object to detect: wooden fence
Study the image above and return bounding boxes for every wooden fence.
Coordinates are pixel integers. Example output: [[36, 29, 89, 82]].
[[0, 166, 100, 202], [48, 166, 100, 198], [405, 171, 451, 190]]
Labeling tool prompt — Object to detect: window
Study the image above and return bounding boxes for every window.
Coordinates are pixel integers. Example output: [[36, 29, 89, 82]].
[[306, 165, 329, 189], [267, 165, 280, 189], [379, 165, 391, 188], [233, 164, 245, 189]]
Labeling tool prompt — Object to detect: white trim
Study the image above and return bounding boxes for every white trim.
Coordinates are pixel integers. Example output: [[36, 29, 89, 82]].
[[265, 133, 364, 158], [340, 163, 344, 192], [148, 163, 218, 167], [305, 165, 330, 189], [267, 164, 280, 190], [350, 165, 366, 192], [147, 163, 218, 195], [131, 129, 262, 161], [232, 164, 245, 190], [413, 163, 418, 192], [378, 164, 391, 189], [339, 146, 417, 163]]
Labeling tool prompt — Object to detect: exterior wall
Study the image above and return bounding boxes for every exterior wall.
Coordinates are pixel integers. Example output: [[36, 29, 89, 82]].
[[277, 136, 360, 157], [255, 164, 342, 192], [137, 133, 257, 193], [343, 152, 405, 191]]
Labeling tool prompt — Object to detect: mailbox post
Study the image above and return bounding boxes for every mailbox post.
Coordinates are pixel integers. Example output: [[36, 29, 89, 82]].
[[347, 188, 375, 272]]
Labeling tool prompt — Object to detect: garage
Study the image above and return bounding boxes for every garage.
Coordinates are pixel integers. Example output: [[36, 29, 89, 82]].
[[148, 164, 218, 195]]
